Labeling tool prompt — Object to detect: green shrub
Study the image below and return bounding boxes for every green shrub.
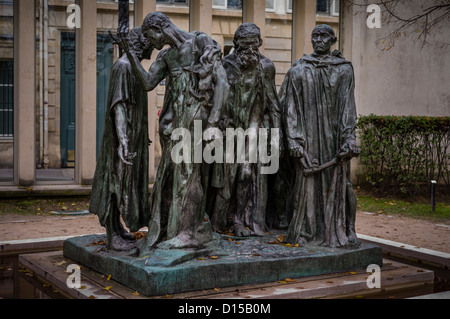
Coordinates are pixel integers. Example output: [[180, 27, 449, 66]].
[[357, 115, 450, 194]]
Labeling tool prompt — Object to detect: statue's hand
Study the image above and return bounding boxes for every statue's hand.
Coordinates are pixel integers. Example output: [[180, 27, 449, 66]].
[[108, 29, 130, 54], [118, 144, 133, 166], [337, 140, 360, 162], [289, 146, 304, 158]]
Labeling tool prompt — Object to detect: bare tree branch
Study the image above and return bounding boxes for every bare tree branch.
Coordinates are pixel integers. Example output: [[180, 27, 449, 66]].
[[343, 0, 450, 49]]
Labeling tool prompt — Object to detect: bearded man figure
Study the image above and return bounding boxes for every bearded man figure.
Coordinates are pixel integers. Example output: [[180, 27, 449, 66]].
[[281, 24, 360, 248], [211, 23, 283, 237], [90, 27, 153, 251]]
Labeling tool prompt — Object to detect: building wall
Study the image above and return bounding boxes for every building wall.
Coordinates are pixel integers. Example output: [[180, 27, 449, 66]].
[[1, 0, 340, 185], [341, 0, 450, 182], [341, 1, 450, 117]]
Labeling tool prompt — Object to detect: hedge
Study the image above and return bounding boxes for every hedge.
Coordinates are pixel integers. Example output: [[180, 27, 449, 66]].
[[356, 115, 450, 193]]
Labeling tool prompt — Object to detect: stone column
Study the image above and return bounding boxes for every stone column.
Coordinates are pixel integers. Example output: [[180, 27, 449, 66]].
[[291, 0, 316, 63], [189, 0, 212, 35], [135, 0, 157, 183], [14, 0, 36, 186], [75, 0, 97, 185], [242, 0, 266, 54]]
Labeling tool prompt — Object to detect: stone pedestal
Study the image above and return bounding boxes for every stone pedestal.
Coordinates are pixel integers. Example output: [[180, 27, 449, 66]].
[[63, 233, 382, 297]]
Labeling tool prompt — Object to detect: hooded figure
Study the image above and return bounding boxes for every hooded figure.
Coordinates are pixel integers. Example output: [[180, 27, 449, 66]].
[[280, 25, 360, 248], [90, 27, 153, 251]]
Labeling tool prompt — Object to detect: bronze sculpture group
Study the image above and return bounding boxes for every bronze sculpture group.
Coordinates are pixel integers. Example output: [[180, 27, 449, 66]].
[[89, 12, 360, 254]]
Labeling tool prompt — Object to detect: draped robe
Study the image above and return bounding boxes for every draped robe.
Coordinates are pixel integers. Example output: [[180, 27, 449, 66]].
[[281, 52, 359, 248], [90, 55, 150, 233], [211, 52, 282, 236]]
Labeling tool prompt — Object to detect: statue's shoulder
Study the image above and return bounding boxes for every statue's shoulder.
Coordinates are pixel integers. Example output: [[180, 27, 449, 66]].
[[259, 54, 275, 70], [191, 31, 219, 49], [111, 56, 132, 74]]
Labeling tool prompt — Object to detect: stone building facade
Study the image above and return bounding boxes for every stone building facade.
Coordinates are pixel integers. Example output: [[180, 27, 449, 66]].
[[0, 0, 339, 187]]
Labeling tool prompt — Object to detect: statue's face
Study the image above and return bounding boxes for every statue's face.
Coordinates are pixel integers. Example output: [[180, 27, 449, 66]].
[[235, 35, 261, 69], [143, 26, 165, 50], [311, 28, 335, 54], [140, 38, 153, 60], [235, 36, 260, 53]]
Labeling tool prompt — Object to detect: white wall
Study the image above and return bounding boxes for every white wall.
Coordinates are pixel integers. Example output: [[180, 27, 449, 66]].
[[342, 1, 450, 117]]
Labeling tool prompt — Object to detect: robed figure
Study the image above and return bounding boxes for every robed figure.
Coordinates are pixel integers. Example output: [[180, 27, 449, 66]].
[[281, 25, 360, 248], [90, 27, 152, 251], [211, 23, 283, 237]]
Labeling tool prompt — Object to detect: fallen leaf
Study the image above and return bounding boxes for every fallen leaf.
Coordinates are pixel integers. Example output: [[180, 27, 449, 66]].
[[209, 256, 219, 259], [348, 271, 357, 275], [131, 291, 140, 296], [80, 285, 86, 289], [293, 243, 299, 247], [106, 274, 111, 280], [197, 257, 205, 260], [89, 295, 96, 299], [276, 234, 286, 242], [278, 280, 288, 284], [214, 288, 221, 292], [285, 278, 296, 282], [104, 286, 113, 291]]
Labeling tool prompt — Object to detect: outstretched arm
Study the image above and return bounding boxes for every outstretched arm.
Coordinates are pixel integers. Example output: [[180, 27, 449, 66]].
[[109, 31, 167, 92]]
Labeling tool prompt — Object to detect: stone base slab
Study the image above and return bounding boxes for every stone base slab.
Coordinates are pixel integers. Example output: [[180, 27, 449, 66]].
[[63, 233, 383, 297]]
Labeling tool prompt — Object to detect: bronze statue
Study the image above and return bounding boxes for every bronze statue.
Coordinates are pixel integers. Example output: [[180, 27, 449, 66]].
[[89, 27, 153, 251], [280, 24, 360, 248], [113, 12, 229, 251], [211, 23, 283, 237]]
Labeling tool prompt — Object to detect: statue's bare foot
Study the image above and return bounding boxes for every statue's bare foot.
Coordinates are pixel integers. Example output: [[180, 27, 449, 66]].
[[233, 224, 252, 237], [108, 235, 137, 251], [157, 232, 201, 249], [346, 232, 361, 247], [118, 223, 137, 241]]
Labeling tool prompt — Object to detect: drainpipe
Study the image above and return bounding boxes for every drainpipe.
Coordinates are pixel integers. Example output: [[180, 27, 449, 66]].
[[43, 0, 49, 168], [38, 0, 44, 168]]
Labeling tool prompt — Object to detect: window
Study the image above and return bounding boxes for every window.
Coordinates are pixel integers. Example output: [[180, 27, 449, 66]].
[[265, 0, 275, 12], [0, 60, 14, 138], [316, 0, 340, 16], [213, 0, 242, 9], [317, 0, 329, 14], [286, 0, 292, 13], [331, 0, 340, 16]]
